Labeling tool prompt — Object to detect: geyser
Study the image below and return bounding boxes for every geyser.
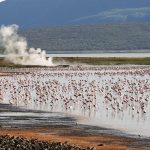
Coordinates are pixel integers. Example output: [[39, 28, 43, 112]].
[[0, 24, 53, 66]]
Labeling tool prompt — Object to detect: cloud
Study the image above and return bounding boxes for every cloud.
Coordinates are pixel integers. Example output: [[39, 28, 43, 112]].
[[0, 0, 6, 3], [73, 7, 150, 22]]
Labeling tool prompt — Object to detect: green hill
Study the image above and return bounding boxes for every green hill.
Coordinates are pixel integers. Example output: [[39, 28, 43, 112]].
[[20, 23, 150, 53]]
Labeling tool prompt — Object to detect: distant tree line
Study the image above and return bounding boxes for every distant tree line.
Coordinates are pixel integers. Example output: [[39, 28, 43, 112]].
[[18, 23, 150, 53]]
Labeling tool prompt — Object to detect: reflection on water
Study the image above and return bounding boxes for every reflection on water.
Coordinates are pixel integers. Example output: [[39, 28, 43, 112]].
[[0, 66, 150, 136]]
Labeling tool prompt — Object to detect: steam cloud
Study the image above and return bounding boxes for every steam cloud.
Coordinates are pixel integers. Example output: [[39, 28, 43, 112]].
[[0, 24, 54, 66]]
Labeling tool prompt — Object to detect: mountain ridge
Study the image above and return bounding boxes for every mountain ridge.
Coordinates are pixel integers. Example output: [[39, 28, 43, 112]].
[[19, 23, 150, 52]]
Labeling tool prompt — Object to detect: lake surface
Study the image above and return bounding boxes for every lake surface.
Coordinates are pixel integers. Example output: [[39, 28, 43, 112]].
[[0, 66, 150, 137], [47, 52, 150, 58], [1, 52, 150, 58]]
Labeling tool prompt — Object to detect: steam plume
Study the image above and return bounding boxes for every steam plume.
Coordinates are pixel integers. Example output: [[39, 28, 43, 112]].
[[0, 24, 53, 66]]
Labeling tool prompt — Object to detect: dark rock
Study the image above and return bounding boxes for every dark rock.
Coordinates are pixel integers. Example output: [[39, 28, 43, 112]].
[[97, 143, 104, 146], [0, 135, 94, 150]]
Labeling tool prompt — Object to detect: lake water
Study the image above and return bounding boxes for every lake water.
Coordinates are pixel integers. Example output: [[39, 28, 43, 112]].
[[47, 52, 150, 58], [0, 66, 150, 137], [1, 52, 150, 58]]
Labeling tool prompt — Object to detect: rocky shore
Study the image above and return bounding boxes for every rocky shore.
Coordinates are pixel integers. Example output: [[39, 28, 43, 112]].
[[0, 135, 94, 150]]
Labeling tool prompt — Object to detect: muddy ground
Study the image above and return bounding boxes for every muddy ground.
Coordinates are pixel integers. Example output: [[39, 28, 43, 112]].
[[0, 104, 150, 150]]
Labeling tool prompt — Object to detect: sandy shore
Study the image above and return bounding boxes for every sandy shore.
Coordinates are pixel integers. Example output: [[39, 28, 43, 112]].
[[0, 127, 139, 150]]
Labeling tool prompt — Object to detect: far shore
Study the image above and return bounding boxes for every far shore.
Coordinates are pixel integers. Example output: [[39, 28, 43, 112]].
[[1, 54, 150, 66], [1, 52, 150, 58]]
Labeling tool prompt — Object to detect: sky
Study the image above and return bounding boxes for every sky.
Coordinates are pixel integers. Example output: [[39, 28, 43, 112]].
[[0, 0, 150, 28]]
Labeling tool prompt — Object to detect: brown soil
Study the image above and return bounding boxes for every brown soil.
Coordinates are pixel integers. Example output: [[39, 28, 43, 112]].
[[0, 128, 138, 150]]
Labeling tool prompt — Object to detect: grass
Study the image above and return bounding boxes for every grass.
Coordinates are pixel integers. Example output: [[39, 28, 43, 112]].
[[0, 57, 150, 68], [53, 57, 150, 65], [0, 58, 15, 67]]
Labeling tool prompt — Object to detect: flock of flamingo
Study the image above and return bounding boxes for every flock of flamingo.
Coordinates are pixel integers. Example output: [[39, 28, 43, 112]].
[[0, 65, 150, 123]]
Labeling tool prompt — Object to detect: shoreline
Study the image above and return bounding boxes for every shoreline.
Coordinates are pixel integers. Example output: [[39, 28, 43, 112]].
[[1, 52, 150, 58], [0, 127, 139, 150], [1, 56, 150, 67], [0, 103, 149, 150]]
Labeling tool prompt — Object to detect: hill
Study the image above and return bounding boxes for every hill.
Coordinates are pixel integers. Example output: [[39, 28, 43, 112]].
[[20, 23, 150, 53]]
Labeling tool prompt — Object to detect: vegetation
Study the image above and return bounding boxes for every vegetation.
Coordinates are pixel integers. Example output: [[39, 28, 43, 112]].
[[0, 48, 4, 54], [53, 57, 150, 65], [0, 58, 18, 67], [1, 57, 150, 68], [20, 23, 150, 53]]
